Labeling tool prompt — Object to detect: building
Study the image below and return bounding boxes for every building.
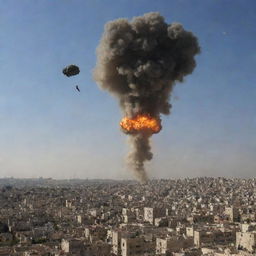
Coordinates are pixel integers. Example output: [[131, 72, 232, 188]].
[[194, 230, 235, 247], [224, 207, 240, 222], [61, 238, 85, 254], [112, 230, 121, 255], [121, 237, 148, 256], [236, 231, 256, 253], [156, 236, 192, 255], [144, 207, 166, 225]]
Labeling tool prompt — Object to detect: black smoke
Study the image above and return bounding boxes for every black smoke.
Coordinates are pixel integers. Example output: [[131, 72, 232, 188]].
[[94, 12, 200, 182]]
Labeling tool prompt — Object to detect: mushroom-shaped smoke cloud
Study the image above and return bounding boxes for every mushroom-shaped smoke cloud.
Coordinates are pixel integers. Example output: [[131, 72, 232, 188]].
[[94, 12, 200, 182]]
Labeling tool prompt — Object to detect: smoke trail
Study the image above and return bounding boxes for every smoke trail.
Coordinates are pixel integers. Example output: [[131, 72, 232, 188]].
[[94, 12, 200, 182], [128, 133, 152, 182]]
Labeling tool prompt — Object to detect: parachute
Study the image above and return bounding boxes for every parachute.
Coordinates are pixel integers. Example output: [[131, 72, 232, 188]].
[[62, 64, 80, 77]]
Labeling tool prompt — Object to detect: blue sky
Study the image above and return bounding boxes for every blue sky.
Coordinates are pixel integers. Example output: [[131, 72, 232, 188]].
[[0, 0, 255, 179]]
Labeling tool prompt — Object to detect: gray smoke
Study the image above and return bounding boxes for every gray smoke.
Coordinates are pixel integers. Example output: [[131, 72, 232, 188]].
[[94, 12, 200, 182]]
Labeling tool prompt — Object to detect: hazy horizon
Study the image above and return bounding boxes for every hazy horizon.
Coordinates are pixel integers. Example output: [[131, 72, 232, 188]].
[[1, 0, 255, 180]]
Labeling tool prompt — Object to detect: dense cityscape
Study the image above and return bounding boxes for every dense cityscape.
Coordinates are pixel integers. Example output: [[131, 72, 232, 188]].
[[0, 177, 255, 255]]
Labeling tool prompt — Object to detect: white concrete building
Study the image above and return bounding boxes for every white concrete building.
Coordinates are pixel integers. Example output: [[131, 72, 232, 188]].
[[236, 231, 256, 253]]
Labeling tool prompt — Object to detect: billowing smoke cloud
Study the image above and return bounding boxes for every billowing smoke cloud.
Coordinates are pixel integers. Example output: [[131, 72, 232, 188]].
[[94, 12, 200, 182]]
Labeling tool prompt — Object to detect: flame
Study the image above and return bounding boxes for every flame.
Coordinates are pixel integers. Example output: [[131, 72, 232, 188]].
[[120, 114, 161, 134]]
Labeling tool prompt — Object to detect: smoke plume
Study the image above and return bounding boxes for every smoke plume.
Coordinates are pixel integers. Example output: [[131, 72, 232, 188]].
[[94, 12, 200, 182]]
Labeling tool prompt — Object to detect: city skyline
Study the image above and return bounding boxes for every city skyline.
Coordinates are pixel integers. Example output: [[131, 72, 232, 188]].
[[0, 0, 255, 179]]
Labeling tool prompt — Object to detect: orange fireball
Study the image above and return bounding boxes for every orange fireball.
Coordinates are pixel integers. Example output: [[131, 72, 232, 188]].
[[120, 114, 161, 134]]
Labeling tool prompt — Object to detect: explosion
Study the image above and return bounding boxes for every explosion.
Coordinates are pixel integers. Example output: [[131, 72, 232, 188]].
[[94, 12, 200, 182], [120, 115, 161, 134]]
